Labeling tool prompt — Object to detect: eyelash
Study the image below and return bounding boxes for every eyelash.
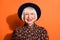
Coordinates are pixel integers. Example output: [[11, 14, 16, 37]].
[[31, 13, 34, 15], [25, 14, 28, 15]]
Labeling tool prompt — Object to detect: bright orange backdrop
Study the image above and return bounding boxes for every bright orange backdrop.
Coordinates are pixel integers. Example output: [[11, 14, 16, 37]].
[[0, 0, 60, 40]]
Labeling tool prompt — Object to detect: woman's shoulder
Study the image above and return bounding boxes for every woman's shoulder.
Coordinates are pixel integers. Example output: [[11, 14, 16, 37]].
[[35, 24, 45, 29], [35, 24, 47, 32], [13, 26, 24, 33]]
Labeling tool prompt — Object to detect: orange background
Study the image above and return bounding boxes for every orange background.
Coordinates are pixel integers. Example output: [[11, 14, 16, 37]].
[[0, 0, 60, 40]]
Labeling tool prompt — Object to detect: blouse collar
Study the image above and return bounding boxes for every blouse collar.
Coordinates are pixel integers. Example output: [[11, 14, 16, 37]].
[[24, 23, 36, 29]]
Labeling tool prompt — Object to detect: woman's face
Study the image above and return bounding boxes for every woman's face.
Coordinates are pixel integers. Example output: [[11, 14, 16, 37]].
[[24, 12, 35, 24], [22, 7, 37, 25]]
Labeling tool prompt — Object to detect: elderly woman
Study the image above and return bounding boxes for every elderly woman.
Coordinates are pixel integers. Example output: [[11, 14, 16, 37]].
[[11, 3, 49, 40]]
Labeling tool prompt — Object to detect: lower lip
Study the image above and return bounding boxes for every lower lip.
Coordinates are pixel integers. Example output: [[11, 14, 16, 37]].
[[27, 19, 33, 22]]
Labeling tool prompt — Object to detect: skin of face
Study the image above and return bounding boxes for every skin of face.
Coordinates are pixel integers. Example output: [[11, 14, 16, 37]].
[[21, 7, 37, 26], [24, 12, 36, 26]]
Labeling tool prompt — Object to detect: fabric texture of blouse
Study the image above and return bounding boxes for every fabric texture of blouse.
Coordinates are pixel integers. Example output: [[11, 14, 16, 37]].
[[11, 23, 49, 40]]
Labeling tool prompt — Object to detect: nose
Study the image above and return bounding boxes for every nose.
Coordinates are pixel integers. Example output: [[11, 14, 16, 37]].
[[28, 14, 31, 18]]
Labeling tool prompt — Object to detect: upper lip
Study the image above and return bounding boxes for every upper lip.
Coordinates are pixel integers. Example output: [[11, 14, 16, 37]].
[[27, 18, 32, 21]]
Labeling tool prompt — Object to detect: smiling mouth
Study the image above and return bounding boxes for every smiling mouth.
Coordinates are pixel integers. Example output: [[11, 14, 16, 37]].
[[27, 18, 33, 22]]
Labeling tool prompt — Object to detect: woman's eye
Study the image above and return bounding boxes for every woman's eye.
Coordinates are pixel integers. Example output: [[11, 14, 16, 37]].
[[25, 14, 28, 15], [31, 13, 34, 15]]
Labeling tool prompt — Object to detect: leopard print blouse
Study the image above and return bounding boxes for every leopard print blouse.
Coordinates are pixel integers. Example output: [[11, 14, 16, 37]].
[[11, 23, 49, 40]]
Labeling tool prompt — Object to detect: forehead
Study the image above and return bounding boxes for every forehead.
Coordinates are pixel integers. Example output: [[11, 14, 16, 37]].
[[22, 7, 36, 14]]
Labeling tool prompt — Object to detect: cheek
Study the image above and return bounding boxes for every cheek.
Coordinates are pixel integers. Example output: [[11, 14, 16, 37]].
[[25, 15, 28, 19], [31, 15, 35, 19]]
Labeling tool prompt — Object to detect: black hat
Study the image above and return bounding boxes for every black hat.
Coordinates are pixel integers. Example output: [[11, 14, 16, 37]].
[[18, 3, 41, 20]]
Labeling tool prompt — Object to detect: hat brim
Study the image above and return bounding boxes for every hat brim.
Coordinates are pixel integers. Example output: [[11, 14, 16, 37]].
[[18, 3, 41, 20]]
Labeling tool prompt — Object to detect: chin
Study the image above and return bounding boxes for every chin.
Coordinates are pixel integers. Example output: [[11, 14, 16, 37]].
[[26, 21, 34, 24], [28, 22, 33, 24], [25, 20, 34, 24]]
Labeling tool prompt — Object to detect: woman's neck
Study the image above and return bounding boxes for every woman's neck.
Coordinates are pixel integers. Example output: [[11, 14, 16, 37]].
[[28, 23, 34, 26], [24, 22, 34, 26]]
